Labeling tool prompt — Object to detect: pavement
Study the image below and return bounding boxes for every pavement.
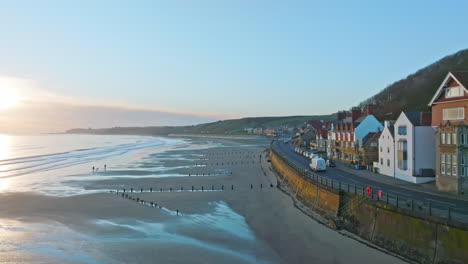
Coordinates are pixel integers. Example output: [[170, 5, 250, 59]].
[[334, 160, 468, 202], [272, 140, 468, 221]]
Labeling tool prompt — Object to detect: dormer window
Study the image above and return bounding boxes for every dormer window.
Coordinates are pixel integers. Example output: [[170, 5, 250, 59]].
[[445, 86, 464, 98]]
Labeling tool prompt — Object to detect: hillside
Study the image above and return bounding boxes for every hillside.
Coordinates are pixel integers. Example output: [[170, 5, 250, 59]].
[[66, 114, 336, 135], [361, 49, 468, 120]]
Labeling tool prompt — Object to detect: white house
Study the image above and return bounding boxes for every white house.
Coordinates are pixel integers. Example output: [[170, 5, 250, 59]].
[[377, 121, 395, 177], [394, 112, 436, 183]]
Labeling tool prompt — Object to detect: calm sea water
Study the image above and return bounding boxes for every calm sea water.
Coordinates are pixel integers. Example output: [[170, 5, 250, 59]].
[[0, 134, 193, 195]]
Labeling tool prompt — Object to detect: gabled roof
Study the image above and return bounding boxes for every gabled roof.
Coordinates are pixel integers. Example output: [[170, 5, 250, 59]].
[[362, 132, 380, 145], [428, 71, 468, 106], [388, 125, 394, 137], [354, 116, 366, 124], [402, 112, 431, 126], [307, 120, 324, 131]]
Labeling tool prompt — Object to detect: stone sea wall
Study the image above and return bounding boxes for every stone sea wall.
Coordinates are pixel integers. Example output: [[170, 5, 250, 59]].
[[270, 150, 468, 264]]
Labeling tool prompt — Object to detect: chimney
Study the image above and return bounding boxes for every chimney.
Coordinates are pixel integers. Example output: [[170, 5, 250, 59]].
[[351, 107, 362, 122], [363, 104, 375, 116], [384, 120, 391, 128], [420, 112, 432, 126]]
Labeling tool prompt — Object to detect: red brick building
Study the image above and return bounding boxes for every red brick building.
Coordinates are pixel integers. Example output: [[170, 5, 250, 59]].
[[428, 71, 468, 194]]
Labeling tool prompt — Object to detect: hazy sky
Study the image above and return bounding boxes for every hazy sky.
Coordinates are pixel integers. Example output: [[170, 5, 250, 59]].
[[0, 0, 467, 133]]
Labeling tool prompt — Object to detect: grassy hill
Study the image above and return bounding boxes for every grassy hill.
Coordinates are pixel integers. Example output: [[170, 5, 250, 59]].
[[361, 49, 468, 120], [66, 114, 335, 135]]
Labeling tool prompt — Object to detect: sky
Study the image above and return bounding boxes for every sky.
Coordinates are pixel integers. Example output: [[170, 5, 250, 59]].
[[0, 0, 467, 133]]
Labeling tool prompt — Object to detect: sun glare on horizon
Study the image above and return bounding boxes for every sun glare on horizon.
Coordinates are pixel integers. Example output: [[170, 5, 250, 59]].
[[0, 86, 21, 109]]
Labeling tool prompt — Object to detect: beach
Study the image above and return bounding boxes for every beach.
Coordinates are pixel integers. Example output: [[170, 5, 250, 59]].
[[0, 135, 406, 263]]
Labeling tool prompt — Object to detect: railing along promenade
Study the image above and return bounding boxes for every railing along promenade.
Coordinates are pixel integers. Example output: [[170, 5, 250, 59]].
[[270, 141, 468, 223]]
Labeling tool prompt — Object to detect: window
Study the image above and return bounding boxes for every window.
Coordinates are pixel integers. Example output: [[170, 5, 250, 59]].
[[380, 158, 383, 165], [387, 159, 390, 167], [397, 140, 407, 151], [445, 86, 464, 98], [370, 142, 377, 147], [397, 140, 408, 170], [380, 146, 382, 152], [446, 155, 452, 176], [443, 107, 464, 120], [452, 165, 457, 176], [441, 133, 446, 144], [461, 156, 468, 177], [441, 154, 446, 175], [452, 133, 457, 145], [387, 147, 390, 153], [398, 126, 407, 135], [447, 133, 452, 144], [460, 133, 465, 145]]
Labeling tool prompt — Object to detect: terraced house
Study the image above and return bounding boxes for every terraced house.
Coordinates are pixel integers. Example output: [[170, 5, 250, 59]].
[[428, 71, 468, 195], [329, 105, 383, 164]]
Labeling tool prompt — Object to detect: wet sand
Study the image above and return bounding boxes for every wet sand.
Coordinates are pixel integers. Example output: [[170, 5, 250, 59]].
[[0, 137, 407, 263]]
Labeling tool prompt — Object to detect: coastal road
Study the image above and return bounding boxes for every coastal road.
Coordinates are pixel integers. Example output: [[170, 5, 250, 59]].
[[272, 140, 468, 220]]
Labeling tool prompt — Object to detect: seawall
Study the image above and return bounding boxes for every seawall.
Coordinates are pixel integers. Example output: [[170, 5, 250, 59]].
[[270, 150, 468, 264]]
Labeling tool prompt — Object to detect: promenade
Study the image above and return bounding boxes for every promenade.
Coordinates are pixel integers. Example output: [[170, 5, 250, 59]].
[[272, 140, 468, 222]]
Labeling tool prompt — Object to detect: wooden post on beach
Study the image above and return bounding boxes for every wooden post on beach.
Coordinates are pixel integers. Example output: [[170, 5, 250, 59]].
[[131, 188, 133, 193], [141, 188, 143, 193], [150, 187, 153, 192], [202, 186, 204, 191], [177, 209, 179, 215], [222, 185, 224, 190], [192, 186, 194, 191], [231, 184, 234, 190], [212, 185, 214, 191], [170, 187, 172, 192], [261, 184, 263, 189], [251, 184, 253, 189], [181, 186, 183, 191]]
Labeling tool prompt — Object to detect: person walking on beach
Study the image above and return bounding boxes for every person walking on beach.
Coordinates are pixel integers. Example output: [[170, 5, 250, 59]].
[[104, 164, 107, 171], [92, 166, 95, 172]]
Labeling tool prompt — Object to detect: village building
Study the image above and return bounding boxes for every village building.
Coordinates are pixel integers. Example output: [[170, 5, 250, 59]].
[[377, 121, 395, 177], [330, 105, 383, 164], [307, 119, 330, 155], [357, 131, 380, 166], [393, 112, 435, 183], [428, 71, 468, 194]]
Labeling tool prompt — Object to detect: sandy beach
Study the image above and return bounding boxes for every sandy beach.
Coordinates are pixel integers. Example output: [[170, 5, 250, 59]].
[[0, 136, 407, 263]]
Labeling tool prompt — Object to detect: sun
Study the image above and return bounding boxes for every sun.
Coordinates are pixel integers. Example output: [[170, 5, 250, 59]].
[[0, 86, 21, 109]]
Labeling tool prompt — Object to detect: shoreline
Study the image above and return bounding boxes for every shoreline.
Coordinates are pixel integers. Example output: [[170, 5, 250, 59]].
[[0, 136, 406, 263]]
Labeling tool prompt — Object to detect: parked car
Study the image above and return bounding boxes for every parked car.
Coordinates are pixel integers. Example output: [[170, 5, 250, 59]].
[[310, 158, 326, 172], [326, 159, 336, 167]]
